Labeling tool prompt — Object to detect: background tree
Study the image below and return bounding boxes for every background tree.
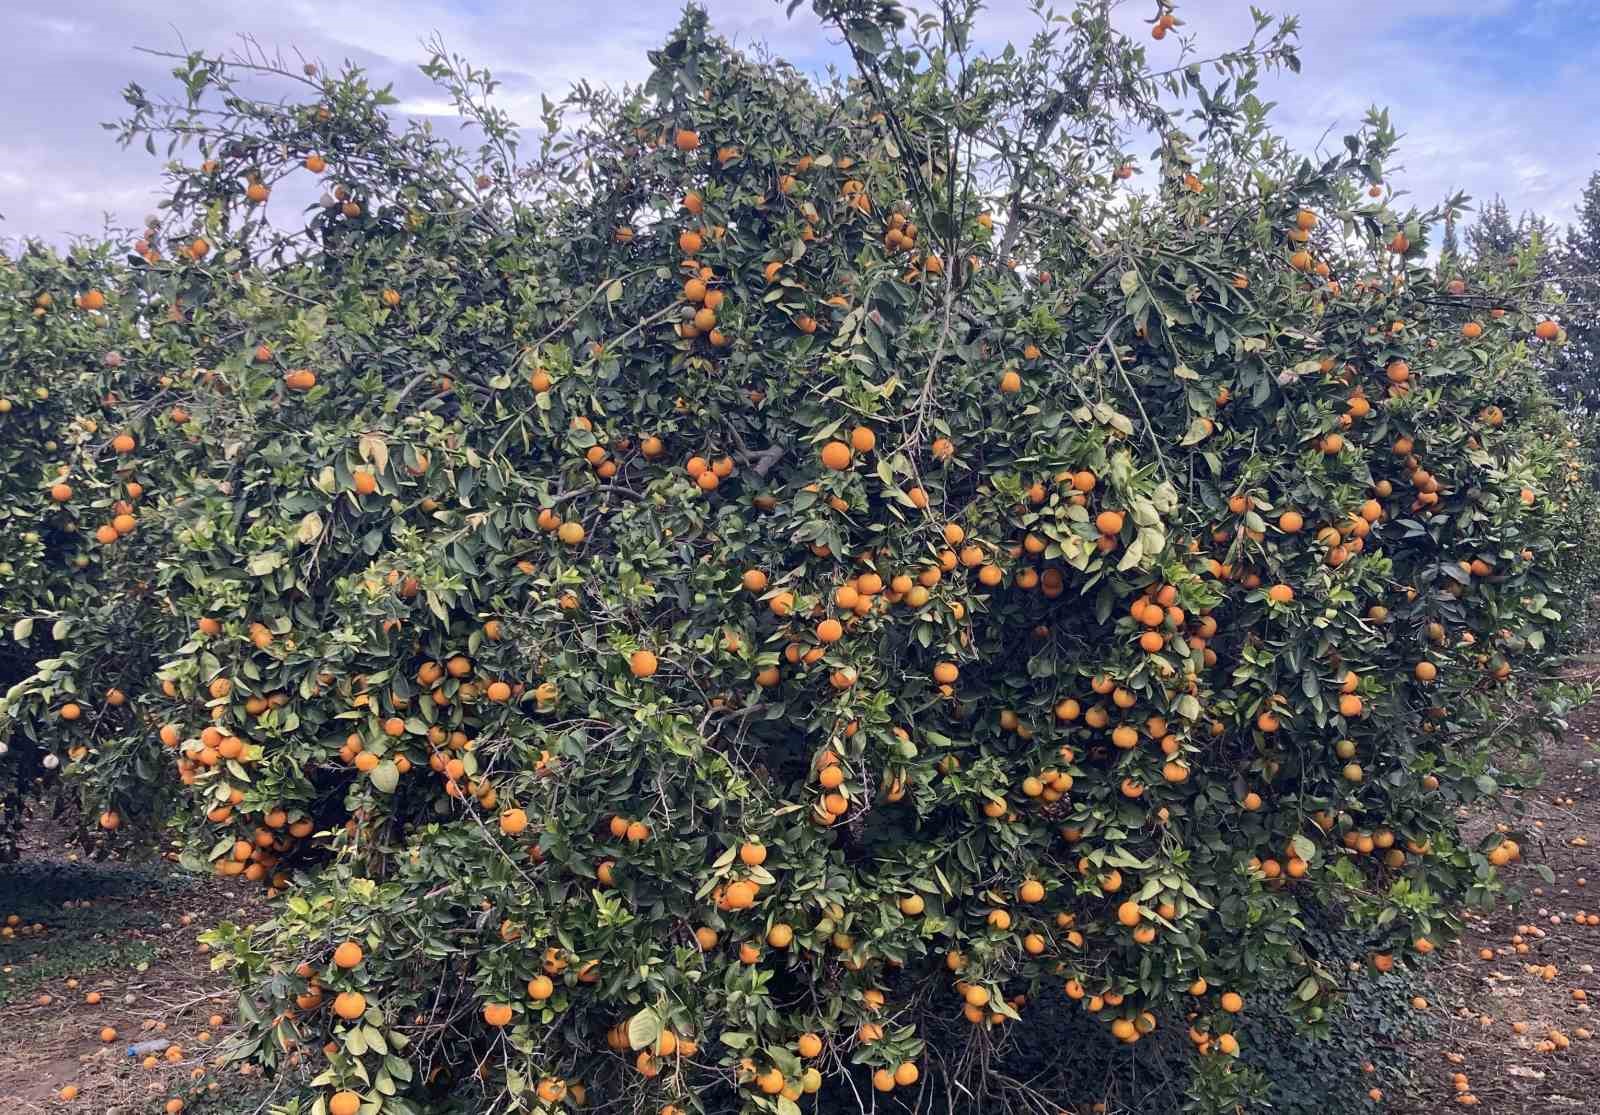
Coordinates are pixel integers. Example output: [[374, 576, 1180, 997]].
[[1437, 207, 1460, 275], [1550, 169, 1600, 412]]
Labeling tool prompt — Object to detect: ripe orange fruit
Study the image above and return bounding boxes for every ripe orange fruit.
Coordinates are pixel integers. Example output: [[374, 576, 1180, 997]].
[[674, 128, 700, 151], [629, 649, 659, 678], [333, 940, 364, 969], [499, 808, 528, 836], [819, 441, 852, 470], [329, 1092, 361, 1115]]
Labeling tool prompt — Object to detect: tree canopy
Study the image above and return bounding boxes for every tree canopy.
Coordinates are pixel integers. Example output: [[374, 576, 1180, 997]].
[[0, 3, 1589, 1113]]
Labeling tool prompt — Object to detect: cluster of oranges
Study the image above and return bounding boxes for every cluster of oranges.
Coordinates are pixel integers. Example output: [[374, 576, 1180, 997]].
[[37, 431, 141, 551]]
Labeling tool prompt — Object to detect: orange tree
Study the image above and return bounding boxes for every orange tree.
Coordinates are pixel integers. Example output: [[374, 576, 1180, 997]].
[[0, 242, 190, 855], [0, 1, 1590, 1111]]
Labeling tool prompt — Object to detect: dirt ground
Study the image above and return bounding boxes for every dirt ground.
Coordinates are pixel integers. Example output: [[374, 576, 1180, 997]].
[[2, 698, 1598, 1115], [0, 819, 274, 1115], [1393, 686, 1600, 1112]]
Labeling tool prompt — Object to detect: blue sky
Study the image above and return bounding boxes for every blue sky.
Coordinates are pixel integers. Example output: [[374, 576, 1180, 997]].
[[2, 1, 1596, 245]]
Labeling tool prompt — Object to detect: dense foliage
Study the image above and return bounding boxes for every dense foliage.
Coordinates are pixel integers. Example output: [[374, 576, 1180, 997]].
[[0, 2, 1590, 1112]]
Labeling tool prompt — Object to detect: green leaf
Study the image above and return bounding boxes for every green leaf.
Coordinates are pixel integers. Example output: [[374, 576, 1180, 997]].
[[247, 551, 285, 576], [369, 761, 400, 794], [1116, 535, 1145, 571], [1179, 417, 1213, 446], [11, 618, 33, 642], [845, 20, 885, 55], [358, 434, 389, 473], [627, 1008, 661, 1051]]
